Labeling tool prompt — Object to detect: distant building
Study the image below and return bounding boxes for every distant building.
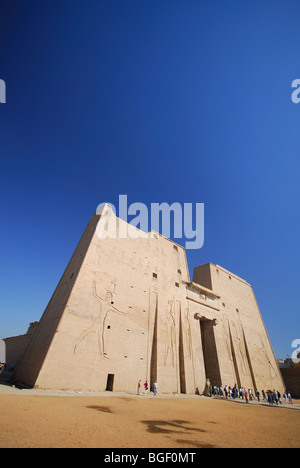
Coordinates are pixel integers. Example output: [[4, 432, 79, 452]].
[[278, 359, 300, 398]]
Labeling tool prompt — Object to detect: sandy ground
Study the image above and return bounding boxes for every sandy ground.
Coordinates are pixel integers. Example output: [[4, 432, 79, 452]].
[[0, 385, 299, 448]]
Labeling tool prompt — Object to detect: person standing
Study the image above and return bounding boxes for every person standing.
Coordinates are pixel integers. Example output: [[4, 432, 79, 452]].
[[144, 380, 149, 395], [278, 391, 282, 405], [153, 381, 157, 396], [137, 380, 141, 395]]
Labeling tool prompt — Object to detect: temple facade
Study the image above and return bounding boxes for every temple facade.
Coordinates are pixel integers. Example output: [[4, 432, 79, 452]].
[[11, 209, 285, 394]]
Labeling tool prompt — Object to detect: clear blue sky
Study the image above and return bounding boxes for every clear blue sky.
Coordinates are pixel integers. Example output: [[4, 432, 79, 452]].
[[0, 0, 299, 358]]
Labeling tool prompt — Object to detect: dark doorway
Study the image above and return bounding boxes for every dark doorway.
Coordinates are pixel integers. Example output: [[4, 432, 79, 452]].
[[106, 374, 114, 392], [200, 320, 222, 386]]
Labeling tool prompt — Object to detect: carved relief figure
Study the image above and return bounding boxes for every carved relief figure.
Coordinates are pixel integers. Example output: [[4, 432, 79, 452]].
[[184, 308, 192, 360], [236, 323, 250, 376], [223, 319, 233, 362], [163, 300, 176, 367], [73, 280, 126, 359], [258, 332, 277, 379], [230, 321, 248, 376]]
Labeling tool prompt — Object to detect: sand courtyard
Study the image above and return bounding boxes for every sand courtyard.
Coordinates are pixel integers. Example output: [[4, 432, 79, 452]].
[[0, 384, 299, 449]]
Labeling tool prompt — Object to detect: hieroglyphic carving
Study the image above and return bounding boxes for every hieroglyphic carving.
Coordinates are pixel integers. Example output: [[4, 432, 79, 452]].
[[222, 319, 233, 362], [257, 331, 277, 379], [231, 321, 248, 376], [163, 300, 176, 367], [73, 281, 126, 359], [184, 308, 192, 360]]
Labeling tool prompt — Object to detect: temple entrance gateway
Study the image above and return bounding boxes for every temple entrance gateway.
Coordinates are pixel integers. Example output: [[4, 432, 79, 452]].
[[197, 316, 222, 387]]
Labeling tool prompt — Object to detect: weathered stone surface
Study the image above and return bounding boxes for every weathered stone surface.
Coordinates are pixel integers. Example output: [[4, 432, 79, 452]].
[[12, 211, 285, 394]]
